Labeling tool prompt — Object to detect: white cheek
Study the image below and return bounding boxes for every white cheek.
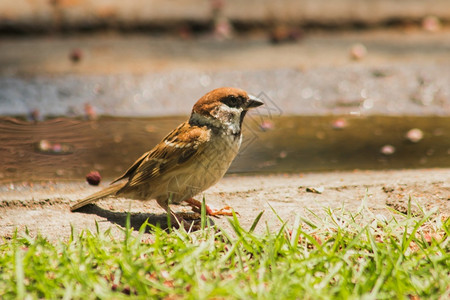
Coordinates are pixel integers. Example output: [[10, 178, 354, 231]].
[[213, 105, 242, 122], [212, 105, 243, 134]]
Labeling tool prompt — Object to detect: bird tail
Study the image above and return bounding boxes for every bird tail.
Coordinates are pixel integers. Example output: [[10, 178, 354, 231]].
[[70, 182, 126, 211]]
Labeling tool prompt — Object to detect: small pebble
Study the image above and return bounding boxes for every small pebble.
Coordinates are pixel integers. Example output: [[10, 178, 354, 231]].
[[84, 103, 97, 120], [382, 186, 395, 193], [422, 16, 441, 32], [332, 118, 348, 129], [214, 17, 233, 39], [86, 171, 101, 186], [38, 140, 51, 152], [260, 120, 274, 131], [380, 145, 396, 156], [350, 43, 367, 60], [405, 128, 423, 143], [52, 143, 62, 153], [306, 186, 324, 194], [69, 48, 83, 63], [270, 25, 303, 44], [36, 140, 73, 154], [29, 109, 41, 122]]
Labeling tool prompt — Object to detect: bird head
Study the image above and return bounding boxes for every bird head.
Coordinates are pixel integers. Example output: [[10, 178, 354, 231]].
[[190, 87, 264, 135]]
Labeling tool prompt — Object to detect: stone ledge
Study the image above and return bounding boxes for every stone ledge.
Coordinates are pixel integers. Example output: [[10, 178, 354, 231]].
[[0, 0, 449, 30]]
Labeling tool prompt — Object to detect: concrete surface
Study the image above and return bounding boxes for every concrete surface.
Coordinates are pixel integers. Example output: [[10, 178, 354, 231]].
[[1, 30, 450, 117], [1, 168, 449, 239], [1, 0, 450, 30]]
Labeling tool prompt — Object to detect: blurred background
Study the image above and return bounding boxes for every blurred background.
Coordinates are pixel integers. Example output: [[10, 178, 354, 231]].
[[0, 0, 449, 182]]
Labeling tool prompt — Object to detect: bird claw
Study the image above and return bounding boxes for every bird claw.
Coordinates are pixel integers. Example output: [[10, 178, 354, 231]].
[[184, 198, 237, 217], [206, 205, 235, 216]]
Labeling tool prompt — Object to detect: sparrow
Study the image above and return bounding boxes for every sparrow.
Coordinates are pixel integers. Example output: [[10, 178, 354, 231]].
[[71, 87, 264, 229]]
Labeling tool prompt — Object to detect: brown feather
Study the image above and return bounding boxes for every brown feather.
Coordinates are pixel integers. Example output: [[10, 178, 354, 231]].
[[70, 182, 125, 211], [117, 122, 210, 193]]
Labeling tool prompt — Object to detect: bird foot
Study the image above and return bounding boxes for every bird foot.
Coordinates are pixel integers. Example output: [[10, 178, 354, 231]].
[[206, 205, 234, 216], [184, 198, 236, 216]]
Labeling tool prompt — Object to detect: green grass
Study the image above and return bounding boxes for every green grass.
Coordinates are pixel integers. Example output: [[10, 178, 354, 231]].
[[0, 203, 449, 299]]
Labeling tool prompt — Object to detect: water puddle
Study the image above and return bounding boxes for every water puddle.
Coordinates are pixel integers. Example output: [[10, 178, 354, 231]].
[[0, 115, 449, 181]]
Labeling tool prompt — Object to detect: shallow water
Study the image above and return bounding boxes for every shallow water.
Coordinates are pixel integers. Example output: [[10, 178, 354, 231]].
[[0, 115, 449, 182]]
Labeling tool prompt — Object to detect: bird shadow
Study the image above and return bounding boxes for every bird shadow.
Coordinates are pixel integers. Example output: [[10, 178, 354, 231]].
[[72, 204, 212, 233]]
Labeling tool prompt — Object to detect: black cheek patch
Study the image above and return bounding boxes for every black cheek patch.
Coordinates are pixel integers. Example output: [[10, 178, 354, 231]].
[[239, 110, 247, 128]]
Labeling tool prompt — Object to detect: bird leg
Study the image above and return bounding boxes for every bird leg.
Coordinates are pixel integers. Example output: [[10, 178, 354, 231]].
[[184, 198, 235, 216], [156, 198, 197, 230]]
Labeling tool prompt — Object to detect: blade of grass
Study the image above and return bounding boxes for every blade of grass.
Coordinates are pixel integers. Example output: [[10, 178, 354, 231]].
[[345, 225, 368, 251], [299, 229, 325, 254], [14, 246, 25, 299], [365, 226, 380, 269], [249, 211, 264, 233], [402, 208, 436, 254], [123, 211, 131, 251], [407, 196, 412, 218], [290, 214, 301, 248], [300, 216, 318, 229], [267, 202, 285, 224], [316, 261, 343, 290], [227, 213, 244, 238], [201, 195, 206, 230]]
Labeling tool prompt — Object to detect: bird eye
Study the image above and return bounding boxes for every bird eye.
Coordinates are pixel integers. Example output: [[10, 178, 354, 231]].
[[223, 96, 240, 108]]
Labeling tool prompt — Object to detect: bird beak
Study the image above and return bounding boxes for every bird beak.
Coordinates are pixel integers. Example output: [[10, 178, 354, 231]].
[[246, 94, 264, 109]]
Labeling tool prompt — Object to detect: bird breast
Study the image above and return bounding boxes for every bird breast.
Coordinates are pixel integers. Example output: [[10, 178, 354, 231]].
[[165, 132, 242, 204]]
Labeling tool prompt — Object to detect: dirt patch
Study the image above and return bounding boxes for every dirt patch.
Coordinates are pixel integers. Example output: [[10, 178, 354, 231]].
[[0, 168, 448, 240], [384, 182, 450, 216]]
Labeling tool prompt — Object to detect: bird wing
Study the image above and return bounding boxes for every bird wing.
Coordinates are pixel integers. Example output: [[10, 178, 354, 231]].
[[113, 122, 211, 193]]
